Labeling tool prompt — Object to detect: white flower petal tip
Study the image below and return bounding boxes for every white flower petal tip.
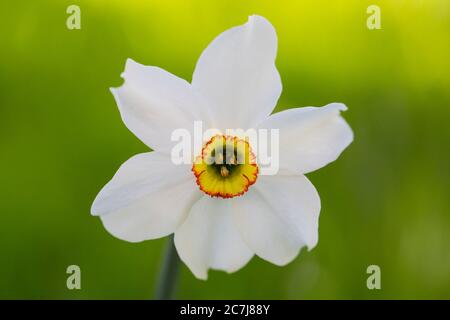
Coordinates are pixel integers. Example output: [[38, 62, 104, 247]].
[[246, 14, 277, 38], [326, 102, 348, 112], [124, 57, 139, 71], [324, 102, 354, 152], [121, 58, 146, 79], [192, 14, 281, 130], [324, 102, 354, 144]]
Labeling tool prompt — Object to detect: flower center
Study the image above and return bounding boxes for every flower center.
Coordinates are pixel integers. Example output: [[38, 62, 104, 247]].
[[192, 135, 258, 198]]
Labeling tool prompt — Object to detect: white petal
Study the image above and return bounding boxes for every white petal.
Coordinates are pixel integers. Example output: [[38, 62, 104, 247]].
[[174, 196, 254, 280], [91, 152, 201, 242], [192, 15, 281, 130], [233, 175, 320, 265], [258, 103, 353, 174], [112, 59, 211, 153]]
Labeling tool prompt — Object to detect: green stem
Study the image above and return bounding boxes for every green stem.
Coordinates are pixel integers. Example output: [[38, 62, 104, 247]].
[[154, 235, 180, 300]]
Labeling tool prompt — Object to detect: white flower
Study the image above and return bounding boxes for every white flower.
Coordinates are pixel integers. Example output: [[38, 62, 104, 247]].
[[91, 15, 353, 280]]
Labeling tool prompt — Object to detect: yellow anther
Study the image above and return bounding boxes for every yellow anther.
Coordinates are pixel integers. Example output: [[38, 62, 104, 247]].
[[220, 166, 229, 177]]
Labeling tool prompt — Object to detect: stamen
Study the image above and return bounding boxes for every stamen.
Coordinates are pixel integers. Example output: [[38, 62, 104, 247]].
[[220, 166, 229, 177]]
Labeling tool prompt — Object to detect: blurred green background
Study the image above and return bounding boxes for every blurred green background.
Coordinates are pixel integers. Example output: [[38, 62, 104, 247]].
[[1, 0, 449, 299]]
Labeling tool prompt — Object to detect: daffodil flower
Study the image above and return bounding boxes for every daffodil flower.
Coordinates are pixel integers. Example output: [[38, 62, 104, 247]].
[[91, 15, 353, 280]]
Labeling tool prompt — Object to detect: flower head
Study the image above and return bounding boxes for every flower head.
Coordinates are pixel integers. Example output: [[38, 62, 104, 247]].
[[91, 15, 353, 279]]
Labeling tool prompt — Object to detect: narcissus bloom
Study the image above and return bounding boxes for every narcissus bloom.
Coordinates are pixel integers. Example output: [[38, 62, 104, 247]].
[[91, 15, 353, 279]]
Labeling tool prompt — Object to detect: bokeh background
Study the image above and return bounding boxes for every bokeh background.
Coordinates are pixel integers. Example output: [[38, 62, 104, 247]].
[[1, 0, 449, 299]]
